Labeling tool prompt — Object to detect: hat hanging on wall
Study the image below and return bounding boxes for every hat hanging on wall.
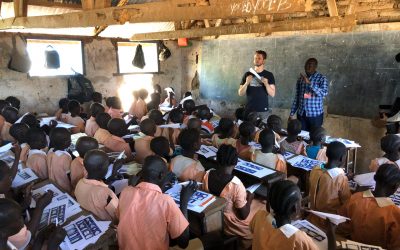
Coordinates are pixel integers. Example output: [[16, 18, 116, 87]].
[[44, 45, 60, 69]]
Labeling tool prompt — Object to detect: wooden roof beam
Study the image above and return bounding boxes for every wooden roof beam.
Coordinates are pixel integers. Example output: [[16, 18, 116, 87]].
[[326, 0, 339, 17], [131, 15, 356, 40]]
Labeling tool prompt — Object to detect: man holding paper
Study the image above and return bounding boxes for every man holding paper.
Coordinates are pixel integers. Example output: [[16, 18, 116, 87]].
[[238, 50, 276, 121]]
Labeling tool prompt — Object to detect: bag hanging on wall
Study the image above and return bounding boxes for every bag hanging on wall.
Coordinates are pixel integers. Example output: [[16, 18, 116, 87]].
[[158, 41, 171, 61], [132, 44, 146, 69], [44, 45, 60, 69], [8, 35, 32, 73], [67, 73, 95, 103]]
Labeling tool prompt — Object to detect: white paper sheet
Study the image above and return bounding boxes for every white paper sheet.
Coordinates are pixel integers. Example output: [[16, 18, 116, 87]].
[[353, 172, 376, 187], [299, 130, 310, 140], [287, 155, 322, 171], [340, 240, 384, 250], [128, 124, 140, 131], [196, 145, 218, 158], [325, 136, 361, 148], [11, 168, 38, 188], [159, 123, 181, 129], [39, 200, 69, 229], [246, 183, 262, 193], [308, 210, 350, 225], [235, 159, 276, 178], [292, 220, 328, 250], [0, 143, 12, 154], [15, 113, 29, 124], [249, 68, 262, 80], [111, 179, 129, 195]]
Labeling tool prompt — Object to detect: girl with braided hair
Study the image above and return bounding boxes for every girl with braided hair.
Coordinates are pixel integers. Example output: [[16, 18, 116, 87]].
[[369, 134, 400, 172]]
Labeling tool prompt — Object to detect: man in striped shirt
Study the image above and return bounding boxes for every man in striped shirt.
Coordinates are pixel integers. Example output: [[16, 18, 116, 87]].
[[289, 58, 329, 131]]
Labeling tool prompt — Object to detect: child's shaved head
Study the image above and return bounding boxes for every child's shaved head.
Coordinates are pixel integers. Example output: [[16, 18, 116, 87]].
[[108, 118, 128, 137], [96, 113, 112, 130], [140, 119, 157, 136], [84, 150, 110, 180], [2, 106, 19, 124], [76, 137, 99, 158], [142, 155, 168, 184], [90, 103, 105, 118], [0, 198, 24, 237], [187, 118, 202, 131]]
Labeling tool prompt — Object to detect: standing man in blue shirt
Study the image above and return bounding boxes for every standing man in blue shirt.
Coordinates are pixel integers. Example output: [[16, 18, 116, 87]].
[[289, 58, 329, 131], [238, 50, 276, 122]]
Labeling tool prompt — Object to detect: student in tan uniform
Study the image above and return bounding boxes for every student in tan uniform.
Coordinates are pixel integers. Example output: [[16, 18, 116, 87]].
[[129, 89, 148, 121], [75, 150, 119, 222], [94, 112, 112, 144], [148, 109, 166, 137], [202, 145, 265, 248], [150, 136, 172, 163], [235, 121, 256, 161], [211, 118, 237, 148], [170, 128, 205, 182], [305, 127, 328, 162], [47, 128, 73, 193], [117, 156, 196, 250], [70, 136, 99, 190], [85, 102, 105, 137], [162, 108, 183, 147], [26, 128, 48, 179], [338, 163, 400, 249], [1, 106, 19, 143], [251, 180, 336, 250], [106, 97, 123, 119], [251, 128, 287, 173], [369, 134, 400, 172], [9, 123, 30, 163], [308, 141, 351, 229], [61, 100, 85, 134], [104, 118, 134, 162], [134, 119, 157, 164]]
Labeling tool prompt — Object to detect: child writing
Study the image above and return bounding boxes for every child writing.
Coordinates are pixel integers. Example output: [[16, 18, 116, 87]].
[[94, 112, 112, 145], [55, 98, 69, 120], [211, 118, 237, 148], [75, 149, 119, 222], [251, 128, 287, 173], [1, 106, 19, 142], [61, 100, 85, 134], [339, 163, 400, 249], [9, 123, 30, 163], [369, 134, 400, 172], [134, 119, 157, 164], [235, 121, 256, 160], [26, 128, 48, 179], [104, 118, 134, 162], [47, 127, 73, 193], [85, 102, 105, 137], [170, 128, 205, 182], [280, 119, 307, 155], [305, 127, 328, 162], [70, 136, 99, 189]]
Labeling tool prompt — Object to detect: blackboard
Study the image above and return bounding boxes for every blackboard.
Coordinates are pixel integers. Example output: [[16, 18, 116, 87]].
[[199, 31, 400, 118]]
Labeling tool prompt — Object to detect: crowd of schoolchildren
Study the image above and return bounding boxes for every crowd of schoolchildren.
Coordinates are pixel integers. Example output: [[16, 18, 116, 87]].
[[0, 84, 399, 250]]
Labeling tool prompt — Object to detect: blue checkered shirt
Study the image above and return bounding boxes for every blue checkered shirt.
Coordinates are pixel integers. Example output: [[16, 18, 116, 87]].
[[290, 72, 328, 117]]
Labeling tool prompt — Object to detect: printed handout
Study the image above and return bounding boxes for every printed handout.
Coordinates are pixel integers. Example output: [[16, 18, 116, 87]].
[[235, 159, 276, 178]]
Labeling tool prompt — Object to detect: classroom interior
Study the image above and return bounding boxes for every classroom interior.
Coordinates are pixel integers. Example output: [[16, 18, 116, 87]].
[[0, 0, 400, 249]]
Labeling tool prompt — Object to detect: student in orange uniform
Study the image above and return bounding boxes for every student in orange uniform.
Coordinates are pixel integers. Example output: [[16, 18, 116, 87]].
[[251, 180, 336, 250], [75, 150, 119, 222], [212, 118, 237, 148], [47, 128, 73, 193], [202, 145, 265, 248], [150, 136, 172, 163], [104, 118, 134, 162], [117, 156, 196, 250], [1, 106, 19, 143], [369, 134, 400, 172], [85, 102, 105, 137], [26, 128, 48, 179], [235, 121, 256, 160], [129, 89, 148, 121], [61, 100, 85, 134], [162, 108, 184, 147], [182, 99, 196, 125], [280, 119, 307, 155], [251, 128, 287, 173], [54, 98, 69, 120], [170, 128, 205, 182], [338, 163, 400, 249], [9, 123, 30, 163], [70, 136, 99, 190], [106, 97, 123, 119], [308, 141, 351, 229], [197, 106, 214, 134], [305, 127, 328, 162], [134, 119, 157, 164], [94, 112, 112, 145], [148, 109, 166, 137]]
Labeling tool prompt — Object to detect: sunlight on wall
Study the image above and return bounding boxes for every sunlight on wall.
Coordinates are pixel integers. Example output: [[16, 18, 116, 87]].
[[118, 74, 154, 111]]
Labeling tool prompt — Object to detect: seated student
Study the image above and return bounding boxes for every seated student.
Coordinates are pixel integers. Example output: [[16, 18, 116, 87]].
[[117, 156, 195, 250], [150, 136, 172, 163], [0, 145, 21, 199], [129, 89, 148, 121], [9, 123, 30, 163], [339, 163, 400, 249], [170, 128, 205, 182], [305, 127, 328, 162], [21, 114, 40, 129], [134, 119, 157, 164], [308, 141, 351, 229], [92, 91, 103, 104], [47, 128, 73, 193], [162, 108, 184, 146], [160, 87, 177, 108], [251, 180, 336, 250], [55, 98, 69, 120], [251, 128, 287, 173], [5, 96, 20, 111], [202, 145, 265, 248], [106, 96, 123, 119], [0, 194, 54, 250], [85, 102, 105, 137], [104, 118, 134, 162], [26, 128, 48, 179], [0, 100, 11, 135], [182, 99, 196, 124], [94, 112, 112, 144], [280, 119, 307, 155], [1, 106, 19, 142], [196, 106, 214, 134], [187, 117, 212, 146], [211, 118, 237, 148], [235, 121, 256, 160], [70, 136, 99, 190], [75, 150, 119, 222], [147, 92, 161, 112], [235, 107, 245, 125], [61, 100, 85, 134], [148, 109, 166, 137], [369, 134, 400, 172], [254, 114, 283, 144]]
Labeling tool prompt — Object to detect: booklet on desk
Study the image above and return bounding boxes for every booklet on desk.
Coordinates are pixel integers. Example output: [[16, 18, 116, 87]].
[[292, 220, 327, 250], [12, 168, 38, 188], [353, 172, 376, 188], [286, 155, 323, 171], [235, 159, 276, 178], [196, 145, 218, 158], [308, 210, 350, 225]]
